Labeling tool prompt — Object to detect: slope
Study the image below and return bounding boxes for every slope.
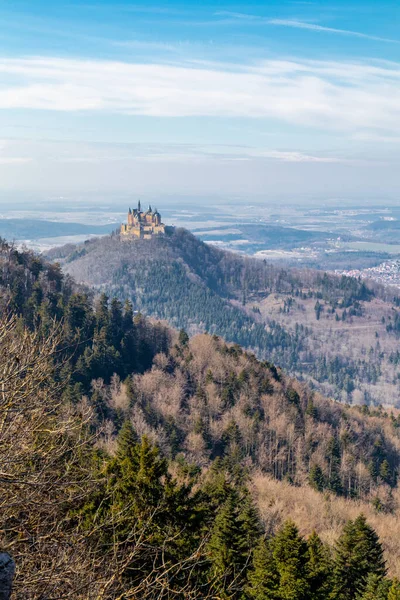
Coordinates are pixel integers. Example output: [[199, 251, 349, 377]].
[[53, 228, 400, 406]]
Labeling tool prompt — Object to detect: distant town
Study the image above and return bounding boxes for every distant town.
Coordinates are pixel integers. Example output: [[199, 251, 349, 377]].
[[337, 259, 400, 289]]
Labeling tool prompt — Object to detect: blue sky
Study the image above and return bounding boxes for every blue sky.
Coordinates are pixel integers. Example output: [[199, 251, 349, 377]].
[[1, 0, 400, 199]]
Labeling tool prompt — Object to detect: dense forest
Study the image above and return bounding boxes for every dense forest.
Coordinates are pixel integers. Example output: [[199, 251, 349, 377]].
[[55, 228, 400, 406], [2, 238, 400, 598]]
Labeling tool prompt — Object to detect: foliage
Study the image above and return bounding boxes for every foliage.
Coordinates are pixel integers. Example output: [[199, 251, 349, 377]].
[[1, 238, 400, 597], [332, 514, 387, 599]]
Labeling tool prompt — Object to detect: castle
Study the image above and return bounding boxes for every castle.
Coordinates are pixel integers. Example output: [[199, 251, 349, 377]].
[[120, 201, 165, 239]]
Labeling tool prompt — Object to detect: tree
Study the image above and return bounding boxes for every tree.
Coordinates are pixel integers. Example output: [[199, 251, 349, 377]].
[[332, 515, 386, 600], [272, 521, 310, 600], [309, 465, 325, 492], [116, 419, 137, 458], [208, 492, 252, 599], [357, 573, 390, 600], [237, 493, 263, 561], [0, 313, 106, 597], [306, 531, 333, 598], [379, 459, 391, 484], [388, 579, 400, 600], [110, 297, 123, 346], [179, 328, 189, 346], [314, 301, 323, 321], [247, 538, 280, 600]]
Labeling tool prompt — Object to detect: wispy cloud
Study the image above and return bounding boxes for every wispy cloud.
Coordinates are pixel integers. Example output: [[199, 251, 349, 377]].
[[268, 19, 400, 44], [0, 157, 32, 164], [216, 11, 400, 44], [113, 40, 180, 52], [0, 56, 400, 136], [0, 139, 358, 165]]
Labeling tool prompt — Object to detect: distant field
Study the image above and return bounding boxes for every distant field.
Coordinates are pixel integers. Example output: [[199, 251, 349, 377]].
[[342, 241, 400, 254]]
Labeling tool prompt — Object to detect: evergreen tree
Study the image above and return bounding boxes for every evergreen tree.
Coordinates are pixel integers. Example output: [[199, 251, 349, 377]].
[[272, 521, 310, 600], [208, 494, 243, 598], [237, 493, 263, 561], [122, 298, 134, 330], [95, 293, 110, 332], [116, 420, 137, 459], [309, 465, 325, 492], [326, 436, 343, 495], [208, 491, 254, 599], [178, 328, 189, 346], [357, 573, 390, 600], [247, 538, 280, 600], [332, 515, 386, 600], [379, 459, 391, 484], [388, 579, 400, 600], [307, 531, 333, 598], [110, 297, 123, 346], [306, 398, 318, 419]]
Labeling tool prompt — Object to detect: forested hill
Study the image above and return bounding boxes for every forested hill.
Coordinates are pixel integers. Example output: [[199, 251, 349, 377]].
[[53, 228, 400, 406], [3, 236, 400, 596]]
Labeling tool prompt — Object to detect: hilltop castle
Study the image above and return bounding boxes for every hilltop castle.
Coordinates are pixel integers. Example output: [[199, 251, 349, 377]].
[[120, 201, 165, 239]]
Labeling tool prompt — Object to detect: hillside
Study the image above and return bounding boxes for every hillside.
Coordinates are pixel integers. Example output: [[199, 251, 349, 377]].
[[53, 228, 400, 406], [3, 237, 400, 597]]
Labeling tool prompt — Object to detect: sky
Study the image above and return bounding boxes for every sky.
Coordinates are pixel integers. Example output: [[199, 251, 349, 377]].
[[1, 0, 400, 200]]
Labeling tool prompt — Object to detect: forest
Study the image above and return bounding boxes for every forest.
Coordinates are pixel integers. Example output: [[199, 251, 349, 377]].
[[56, 227, 400, 405], [2, 237, 400, 598]]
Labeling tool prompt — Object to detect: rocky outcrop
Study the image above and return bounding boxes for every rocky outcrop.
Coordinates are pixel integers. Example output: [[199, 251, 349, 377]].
[[0, 554, 14, 600]]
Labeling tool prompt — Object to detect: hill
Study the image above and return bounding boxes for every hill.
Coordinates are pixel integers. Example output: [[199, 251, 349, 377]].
[[3, 237, 400, 596], [53, 228, 400, 406]]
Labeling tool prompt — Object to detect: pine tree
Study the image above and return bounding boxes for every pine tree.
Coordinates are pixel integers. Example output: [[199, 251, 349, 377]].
[[208, 493, 244, 599], [379, 459, 391, 484], [247, 538, 280, 600], [110, 297, 123, 346], [357, 573, 390, 600], [306, 531, 333, 598], [326, 435, 343, 495], [305, 397, 318, 419], [202, 459, 233, 510], [178, 328, 189, 346], [388, 579, 400, 600], [122, 299, 134, 330], [116, 420, 137, 459], [309, 465, 325, 492], [332, 515, 386, 600], [272, 521, 310, 600], [237, 493, 263, 563]]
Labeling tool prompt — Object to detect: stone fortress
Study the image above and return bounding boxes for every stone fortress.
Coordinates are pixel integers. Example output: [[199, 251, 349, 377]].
[[120, 201, 165, 239]]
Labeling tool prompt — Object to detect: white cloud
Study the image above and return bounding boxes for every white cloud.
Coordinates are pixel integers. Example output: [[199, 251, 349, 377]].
[[0, 157, 32, 164], [2, 139, 347, 165], [216, 11, 400, 44], [268, 19, 400, 44], [0, 55, 400, 136], [246, 150, 344, 163]]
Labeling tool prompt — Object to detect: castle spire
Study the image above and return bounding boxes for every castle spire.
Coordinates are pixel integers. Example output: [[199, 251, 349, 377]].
[[138, 199, 141, 212]]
